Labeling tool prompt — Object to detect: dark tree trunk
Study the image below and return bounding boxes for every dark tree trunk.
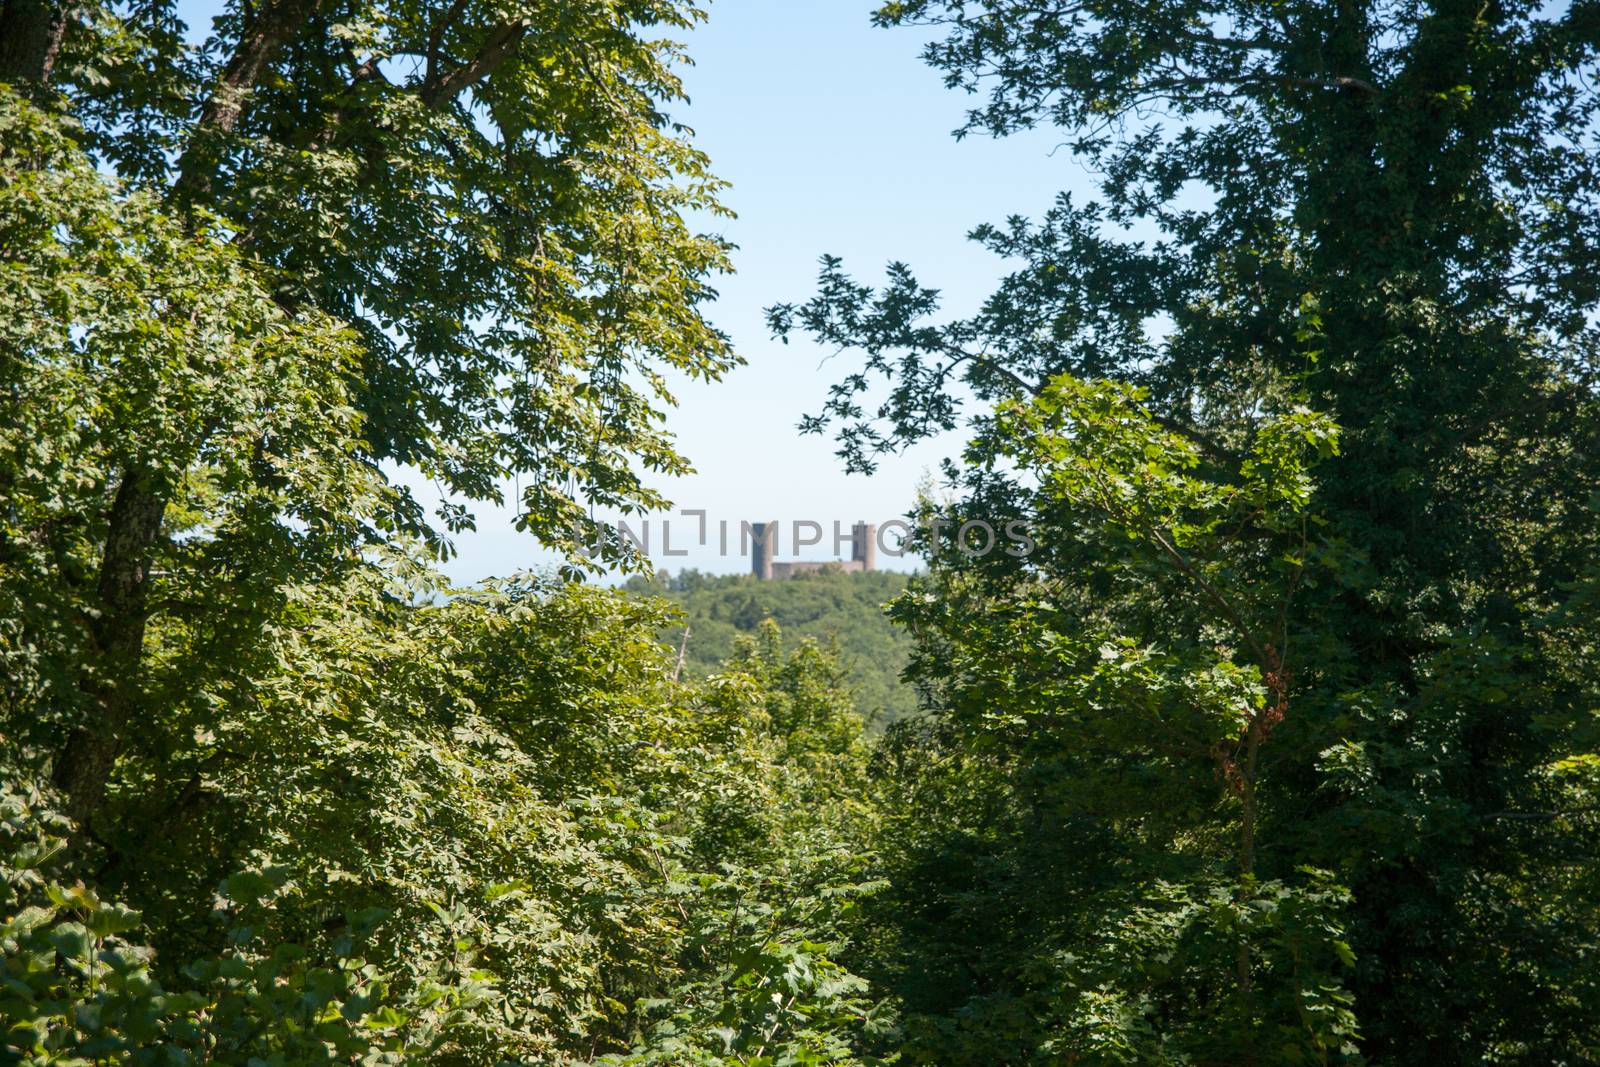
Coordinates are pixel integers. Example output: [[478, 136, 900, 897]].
[[0, 0, 66, 93], [54, 467, 165, 829], [169, 0, 324, 204]]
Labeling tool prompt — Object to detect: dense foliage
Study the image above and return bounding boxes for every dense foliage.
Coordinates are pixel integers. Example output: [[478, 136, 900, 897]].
[[0, 0, 882, 1057], [2, 581, 886, 1063], [774, 0, 1600, 1062], [7, 0, 1600, 1062], [625, 569, 917, 726], [1, 0, 736, 840]]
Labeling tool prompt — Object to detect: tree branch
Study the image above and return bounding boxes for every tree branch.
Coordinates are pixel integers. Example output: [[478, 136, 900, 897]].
[[170, 0, 325, 204], [1148, 526, 1273, 670], [1485, 805, 1600, 821], [1162, 26, 1289, 53], [424, 0, 470, 87], [1135, 71, 1381, 98], [419, 19, 528, 109]]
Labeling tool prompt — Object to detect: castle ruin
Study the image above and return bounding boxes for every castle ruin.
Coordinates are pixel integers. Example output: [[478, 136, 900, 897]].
[[750, 521, 877, 580]]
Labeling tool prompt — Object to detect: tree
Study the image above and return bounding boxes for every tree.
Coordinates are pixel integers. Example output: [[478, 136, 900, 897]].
[[1, 90, 387, 832], [1, 0, 734, 828], [3, 562, 888, 1063], [602, 622, 890, 1067], [775, 1, 1600, 1060], [3, 8, 900, 1065]]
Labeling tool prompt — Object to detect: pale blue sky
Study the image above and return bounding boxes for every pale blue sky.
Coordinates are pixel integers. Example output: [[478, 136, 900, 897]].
[[440, 0, 1092, 582]]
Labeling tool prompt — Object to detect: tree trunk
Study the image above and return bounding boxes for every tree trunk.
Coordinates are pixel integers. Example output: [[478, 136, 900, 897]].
[[50, 0, 321, 832], [0, 0, 66, 93], [1236, 717, 1261, 987], [169, 0, 324, 205], [53, 467, 166, 829], [1232, 715, 1263, 1065]]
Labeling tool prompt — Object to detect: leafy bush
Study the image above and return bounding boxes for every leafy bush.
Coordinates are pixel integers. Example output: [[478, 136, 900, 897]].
[[0, 781, 493, 1064]]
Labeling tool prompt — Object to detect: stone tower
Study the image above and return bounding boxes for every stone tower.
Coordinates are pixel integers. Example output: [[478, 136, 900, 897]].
[[750, 521, 775, 579], [851, 522, 877, 571]]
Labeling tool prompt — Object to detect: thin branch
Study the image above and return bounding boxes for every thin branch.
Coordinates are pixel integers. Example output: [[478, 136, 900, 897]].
[[929, 339, 1042, 397], [1148, 526, 1273, 670], [1147, 410, 1239, 465], [672, 623, 691, 682], [424, 0, 470, 86], [1162, 26, 1290, 53], [1134, 71, 1381, 98]]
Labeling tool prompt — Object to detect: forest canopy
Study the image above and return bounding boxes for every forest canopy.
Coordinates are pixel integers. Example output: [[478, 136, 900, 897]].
[[4, 0, 1600, 1064], [626, 568, 917, 727]]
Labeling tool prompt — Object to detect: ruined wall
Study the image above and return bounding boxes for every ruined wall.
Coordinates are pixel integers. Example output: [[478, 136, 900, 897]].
[[751, 521, 878, 580]]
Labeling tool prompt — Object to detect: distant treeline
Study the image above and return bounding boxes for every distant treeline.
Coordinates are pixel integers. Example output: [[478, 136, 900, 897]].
[[626, 568, 918, 726]]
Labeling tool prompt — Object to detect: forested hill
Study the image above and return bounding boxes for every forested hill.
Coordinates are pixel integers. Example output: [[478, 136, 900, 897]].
[[625, 569, 917, 726]]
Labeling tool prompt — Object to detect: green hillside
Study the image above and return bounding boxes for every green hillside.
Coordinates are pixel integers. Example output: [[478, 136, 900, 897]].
[[626, 568, 918, 725]]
